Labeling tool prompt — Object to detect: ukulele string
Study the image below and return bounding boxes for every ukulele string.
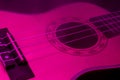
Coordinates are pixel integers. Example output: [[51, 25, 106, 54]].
[[0, 27, 111, 61], [0, 11, 120, 61], [1, 14, 120, 58], [2, 26, 111, 54], [1, 13, 120, 48], [14, 17, 120, 42], [7, 11, 120, 61], [2, 10, 120, 42], [1, 18, 119, 49]]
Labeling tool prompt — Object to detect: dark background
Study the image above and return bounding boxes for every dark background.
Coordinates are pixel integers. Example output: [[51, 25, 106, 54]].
[[0, 0, 119, 14]]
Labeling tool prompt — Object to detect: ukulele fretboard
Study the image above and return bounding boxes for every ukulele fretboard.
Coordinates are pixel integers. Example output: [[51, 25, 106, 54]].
[[90, 11, 120, 38]]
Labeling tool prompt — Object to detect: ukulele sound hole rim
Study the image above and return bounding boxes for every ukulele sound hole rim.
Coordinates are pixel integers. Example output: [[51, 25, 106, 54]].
[[46, 17, 108, 56]]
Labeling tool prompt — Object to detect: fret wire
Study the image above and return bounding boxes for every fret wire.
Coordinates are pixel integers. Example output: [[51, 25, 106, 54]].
[[111, 13, 120, 32], [105, 14, 120, 32], [90, 10, 120, 24], [93, 15, 120, 23], [98, 15, 115, 33], [113, 12, 120, 29], [90, 11, 120, 38], [95, 20, 120, 27], [95, 21, 120, 33]]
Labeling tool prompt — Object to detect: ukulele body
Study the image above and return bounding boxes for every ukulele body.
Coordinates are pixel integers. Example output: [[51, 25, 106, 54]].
[[0, 2, 120, 80]]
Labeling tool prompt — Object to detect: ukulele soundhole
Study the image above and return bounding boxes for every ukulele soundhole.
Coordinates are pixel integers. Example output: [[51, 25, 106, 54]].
[[47, 17, 107, 55], [56, 22, 98, 49]]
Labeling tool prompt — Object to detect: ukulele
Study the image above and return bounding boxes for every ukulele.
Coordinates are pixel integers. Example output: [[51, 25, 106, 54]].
[[0, 2, 120, 80]]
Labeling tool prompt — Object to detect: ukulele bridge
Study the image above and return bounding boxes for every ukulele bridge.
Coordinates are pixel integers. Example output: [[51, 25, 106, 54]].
[[0, 28, 34, 80]]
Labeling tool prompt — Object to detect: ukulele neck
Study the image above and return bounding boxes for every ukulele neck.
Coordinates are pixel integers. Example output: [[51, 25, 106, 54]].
[[90, 11, 120, 38]]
